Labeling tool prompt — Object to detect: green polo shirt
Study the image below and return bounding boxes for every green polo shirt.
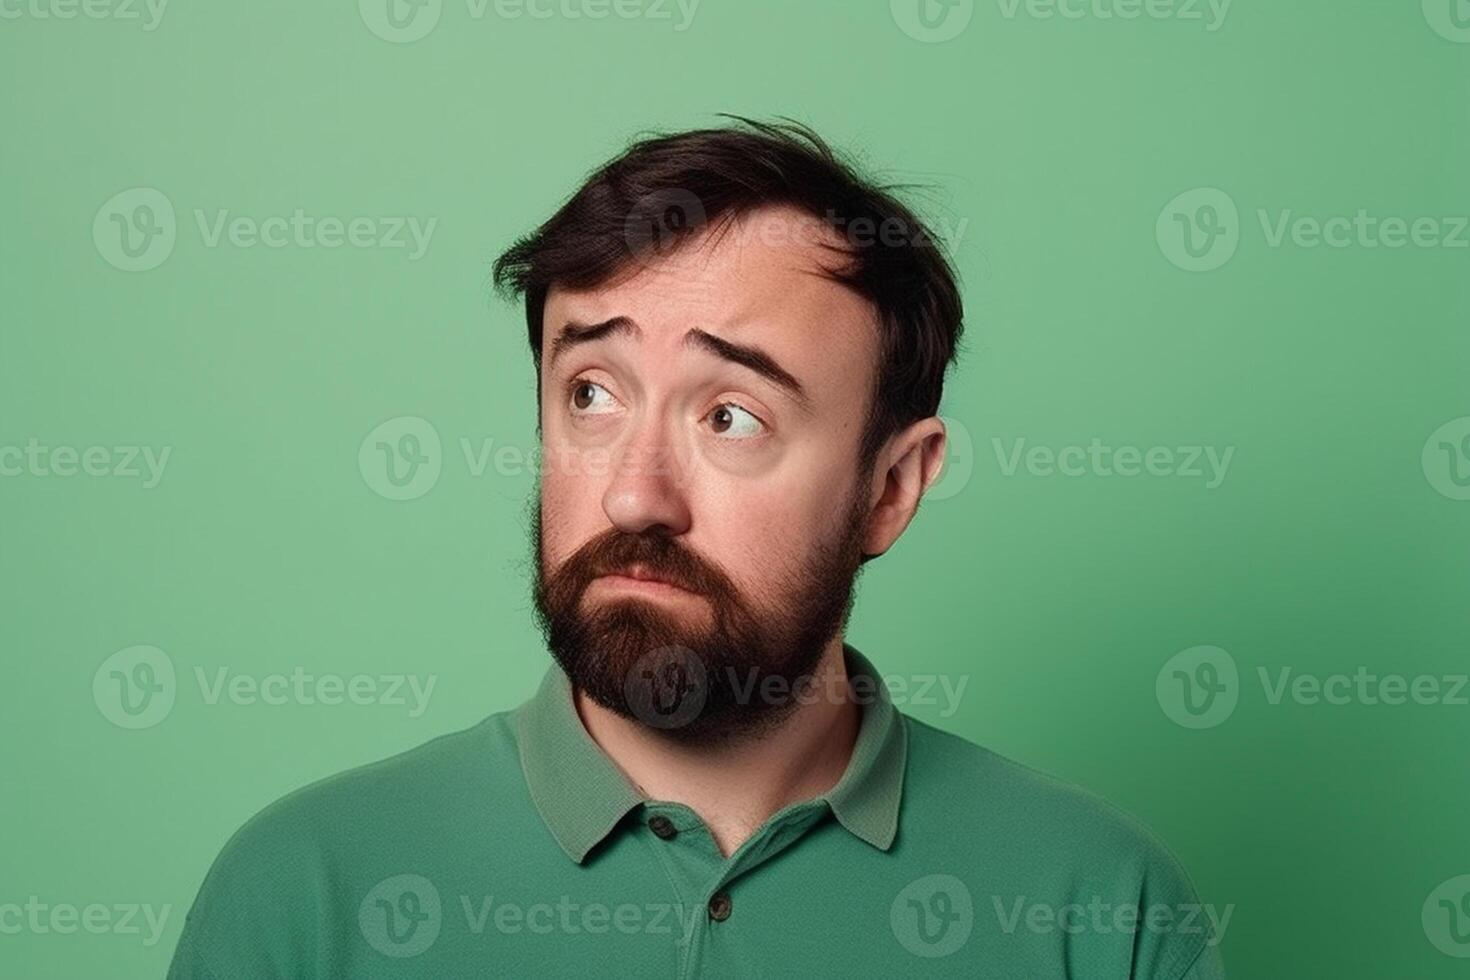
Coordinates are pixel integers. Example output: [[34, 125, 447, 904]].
[[168, 645, 1226, 978]]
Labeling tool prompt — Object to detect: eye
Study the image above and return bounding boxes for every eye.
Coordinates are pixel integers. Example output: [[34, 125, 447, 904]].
[[707, 402, 765, 440], [568, 379, 618, 416]]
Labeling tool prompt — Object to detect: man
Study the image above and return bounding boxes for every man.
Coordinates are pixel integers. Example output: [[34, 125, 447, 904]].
[[169, 118, 1226, 978]]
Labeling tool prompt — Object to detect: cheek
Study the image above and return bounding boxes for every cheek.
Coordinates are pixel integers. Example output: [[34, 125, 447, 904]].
[[538, 452, 609, 565], [690, 478, 828, 580], [691, 428, 859, 536]]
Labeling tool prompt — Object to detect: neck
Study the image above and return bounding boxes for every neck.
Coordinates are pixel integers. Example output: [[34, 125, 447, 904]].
[[574, 636, 860, 858]]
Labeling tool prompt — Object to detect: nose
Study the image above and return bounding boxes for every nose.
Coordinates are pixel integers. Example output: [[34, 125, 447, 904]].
[[601, 420, 692, 537]]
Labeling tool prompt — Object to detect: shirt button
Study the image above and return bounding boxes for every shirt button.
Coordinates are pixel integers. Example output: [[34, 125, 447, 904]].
[[708, 892, 732, 922], [648, 815, 677, 840]]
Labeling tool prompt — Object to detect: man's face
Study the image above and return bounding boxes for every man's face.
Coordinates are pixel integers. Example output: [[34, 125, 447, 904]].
[[532, 206, 881, 740]]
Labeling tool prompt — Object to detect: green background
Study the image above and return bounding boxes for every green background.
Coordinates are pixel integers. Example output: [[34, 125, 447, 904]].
[[3, 0, 1468, 976]]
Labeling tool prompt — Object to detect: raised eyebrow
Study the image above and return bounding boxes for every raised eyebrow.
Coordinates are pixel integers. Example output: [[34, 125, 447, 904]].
[[685, 329, 811, 411], [547, 317, 812, 413], [547, 316, 639, 369]]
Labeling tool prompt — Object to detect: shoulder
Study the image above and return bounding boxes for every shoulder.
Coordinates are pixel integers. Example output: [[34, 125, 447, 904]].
[[898, 715, 1225, 978], [902, 715, 1189, 870], [169, 710, 526, 978], [216, 710, 519, 856]]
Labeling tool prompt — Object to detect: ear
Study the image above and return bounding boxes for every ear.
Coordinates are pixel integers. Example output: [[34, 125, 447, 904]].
[[861, 417, 948, 559]]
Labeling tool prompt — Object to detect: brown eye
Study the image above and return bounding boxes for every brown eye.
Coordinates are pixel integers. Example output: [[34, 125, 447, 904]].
[[706, 403, 763, 439], [568, 380, 616, 415]]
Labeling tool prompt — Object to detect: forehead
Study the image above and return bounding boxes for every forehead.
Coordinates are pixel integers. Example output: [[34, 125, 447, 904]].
[[543, 206, 878, 395]]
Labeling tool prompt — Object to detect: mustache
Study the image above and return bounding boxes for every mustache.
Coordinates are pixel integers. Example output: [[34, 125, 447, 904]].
[[553, 527, 737, 599]]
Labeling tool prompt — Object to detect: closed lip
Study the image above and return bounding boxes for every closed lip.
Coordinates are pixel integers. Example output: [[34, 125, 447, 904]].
[[595, 564, 695, 593]]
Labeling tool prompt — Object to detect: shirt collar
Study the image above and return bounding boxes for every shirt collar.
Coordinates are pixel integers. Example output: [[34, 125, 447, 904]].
[[515, 643, 908, 864]]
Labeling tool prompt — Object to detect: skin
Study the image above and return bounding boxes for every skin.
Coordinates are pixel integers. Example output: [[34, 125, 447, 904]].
[[537, 204, 948, 856]]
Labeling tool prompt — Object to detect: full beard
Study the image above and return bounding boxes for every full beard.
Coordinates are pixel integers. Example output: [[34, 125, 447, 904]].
[[531, 485, 869, 743]]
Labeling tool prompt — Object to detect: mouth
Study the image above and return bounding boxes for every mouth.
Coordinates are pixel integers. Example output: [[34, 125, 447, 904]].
[[593, 564, 699, 597]]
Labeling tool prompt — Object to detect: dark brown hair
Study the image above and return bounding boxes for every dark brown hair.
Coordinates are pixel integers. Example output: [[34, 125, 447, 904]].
[[493, 116, 964, 471]]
